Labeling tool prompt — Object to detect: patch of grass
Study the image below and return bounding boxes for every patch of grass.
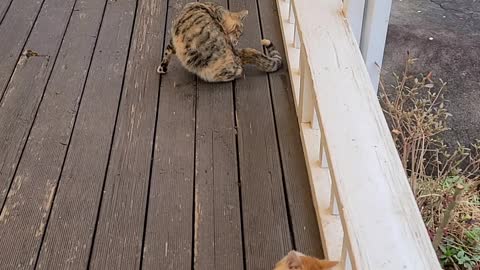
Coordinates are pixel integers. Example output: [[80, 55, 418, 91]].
[[379, 57, 480, 270]]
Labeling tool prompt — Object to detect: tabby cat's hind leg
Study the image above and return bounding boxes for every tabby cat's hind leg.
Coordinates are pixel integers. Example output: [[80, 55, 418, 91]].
[[261, 39, 282, 69], [211, 65, 243, 82], [157, 40, 176, 74], [238, 39, 282, 73]]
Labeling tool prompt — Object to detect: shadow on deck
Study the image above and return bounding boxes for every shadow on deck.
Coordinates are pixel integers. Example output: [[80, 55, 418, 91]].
[[0, 0, 322, 268]]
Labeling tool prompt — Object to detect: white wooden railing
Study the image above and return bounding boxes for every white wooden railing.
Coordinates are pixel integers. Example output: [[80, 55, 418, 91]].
[[275, 0, 442, 269]]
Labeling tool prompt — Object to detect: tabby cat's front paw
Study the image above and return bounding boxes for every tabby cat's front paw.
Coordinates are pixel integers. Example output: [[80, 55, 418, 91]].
[[157, 65, 167, 74]]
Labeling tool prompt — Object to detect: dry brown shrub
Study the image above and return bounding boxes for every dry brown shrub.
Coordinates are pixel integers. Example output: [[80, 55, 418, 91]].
[[379, 57, 480, 269]]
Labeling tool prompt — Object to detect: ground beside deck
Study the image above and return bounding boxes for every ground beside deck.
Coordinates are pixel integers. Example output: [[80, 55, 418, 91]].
[[0, 0, 322, 269]]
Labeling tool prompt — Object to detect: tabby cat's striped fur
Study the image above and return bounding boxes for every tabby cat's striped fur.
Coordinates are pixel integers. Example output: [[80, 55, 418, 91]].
[[157, 2, 282, 82]]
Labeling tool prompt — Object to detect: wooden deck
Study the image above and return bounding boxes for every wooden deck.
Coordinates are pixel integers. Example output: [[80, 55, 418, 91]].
[[0, 0, 322, 269]]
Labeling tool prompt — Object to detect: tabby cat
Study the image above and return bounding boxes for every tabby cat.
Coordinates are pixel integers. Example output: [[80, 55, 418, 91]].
[[274, 251, 338, 270], [157, 2, 282, 82]]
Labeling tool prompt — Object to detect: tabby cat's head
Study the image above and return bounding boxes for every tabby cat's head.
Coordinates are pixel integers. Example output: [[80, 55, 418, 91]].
[[274, 251, 338, 270], [222, 9, 248, 46]]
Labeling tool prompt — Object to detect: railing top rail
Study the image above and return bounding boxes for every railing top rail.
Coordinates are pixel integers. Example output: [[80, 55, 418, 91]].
[[292, 0, 441, 268]]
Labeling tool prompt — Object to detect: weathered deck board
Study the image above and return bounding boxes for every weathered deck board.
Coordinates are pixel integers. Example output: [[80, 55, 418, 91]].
[[0, 0, 44, 100], [192, 0, 244, 268], [194, 78, 244, 270], [230, 0, 293, 269], [35, 0, 136, 268], [87, 0, 166, 268], [0, 0, 14, 24], [141, 0, 196, 268], [256, 0, 324, 258], [0, 0, 77, 214], [0, 0, 105, 268], [0, 0, 323, 268]]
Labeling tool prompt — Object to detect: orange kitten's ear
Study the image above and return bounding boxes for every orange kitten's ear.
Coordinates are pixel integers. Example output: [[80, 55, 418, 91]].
[[316, 260, 339, 269], [286, 251, 302, 269]]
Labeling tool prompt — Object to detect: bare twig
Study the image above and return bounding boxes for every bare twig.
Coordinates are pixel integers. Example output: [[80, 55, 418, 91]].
[[432, 184, 464, 253]]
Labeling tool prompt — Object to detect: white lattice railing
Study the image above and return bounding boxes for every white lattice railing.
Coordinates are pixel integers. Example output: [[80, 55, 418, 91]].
[[275, 0, 442, 269]]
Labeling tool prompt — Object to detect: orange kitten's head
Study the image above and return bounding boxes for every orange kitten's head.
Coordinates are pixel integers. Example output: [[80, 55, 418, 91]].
[[274, 251, 338, 270]]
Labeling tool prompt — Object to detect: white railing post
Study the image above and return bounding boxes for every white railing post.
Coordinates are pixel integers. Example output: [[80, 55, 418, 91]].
[[288, 0, 295, 24], [341, 236, 353, 270], [293, 24, 300, 49], [342, 0, 366, 43], [359, 0, 392, 92], [319, 136, 327, 168], [298, 45, 314, 124], [329, 186, 339, 216]]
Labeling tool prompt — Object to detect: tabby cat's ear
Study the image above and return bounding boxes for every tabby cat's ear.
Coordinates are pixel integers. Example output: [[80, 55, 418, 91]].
[[238, 10, 248, 22], [316, 260, 339, 269], [286, 251, 302, 269]]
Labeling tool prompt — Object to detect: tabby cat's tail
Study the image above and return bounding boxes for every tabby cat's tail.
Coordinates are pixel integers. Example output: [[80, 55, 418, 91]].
[[239, 39, 282, 73]]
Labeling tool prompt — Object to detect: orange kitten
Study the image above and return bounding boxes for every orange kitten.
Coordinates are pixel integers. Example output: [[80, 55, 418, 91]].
[[274, 250, 338, 270]]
